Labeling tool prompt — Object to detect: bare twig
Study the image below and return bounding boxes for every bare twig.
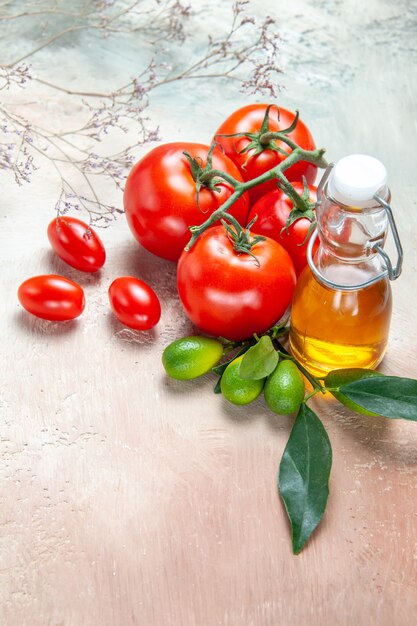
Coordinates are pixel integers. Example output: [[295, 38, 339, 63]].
[[0, 0, 283, 225]]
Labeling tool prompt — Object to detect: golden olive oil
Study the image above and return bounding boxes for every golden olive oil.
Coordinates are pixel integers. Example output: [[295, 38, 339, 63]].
[[289, 265, 392, 377]]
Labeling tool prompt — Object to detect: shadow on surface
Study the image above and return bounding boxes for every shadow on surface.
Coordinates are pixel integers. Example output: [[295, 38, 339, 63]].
[[159, 370, 216, 397], [321, 394, 417, 466], [105, 311, 157, 348], [108, 240, 178, 300], [13, 309, 80, 336], [219, 392, 294, 432], [219, 395, 264, 425], [43, 249, 105, 287]]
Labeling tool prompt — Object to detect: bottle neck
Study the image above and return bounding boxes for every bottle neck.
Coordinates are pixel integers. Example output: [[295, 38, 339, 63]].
[[316, 182, 390, 263]]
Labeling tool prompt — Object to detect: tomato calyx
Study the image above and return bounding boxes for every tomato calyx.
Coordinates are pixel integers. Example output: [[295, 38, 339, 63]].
[[215, 105, 299, 168], [220, 214, 266, 266], [258, 107, 300, 147], [184, 116, 327, 253], [183, 143, 225, 206], [279, 177, 317, 243]]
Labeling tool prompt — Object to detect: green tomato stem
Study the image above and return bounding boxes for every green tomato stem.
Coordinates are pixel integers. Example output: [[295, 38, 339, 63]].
[[199, 168, 239, 187], [259, 131, 298, 151], [275, 171, 312, 213], [185, 145, 327, 251], [186, 188, 244, 250]]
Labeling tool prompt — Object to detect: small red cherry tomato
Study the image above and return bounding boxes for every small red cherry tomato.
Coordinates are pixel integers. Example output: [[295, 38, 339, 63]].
[[47, 216, 106, 272], [18, 275, 85, 321], [248, 182, 318, 276], [108, 277, 161, 330]]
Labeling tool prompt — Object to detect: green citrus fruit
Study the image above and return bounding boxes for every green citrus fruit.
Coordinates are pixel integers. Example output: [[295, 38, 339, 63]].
[[325, 368, 383, 416], [264, 359, 305, 415], [220, 355, 264, 405], [162, 336, 223, 380]]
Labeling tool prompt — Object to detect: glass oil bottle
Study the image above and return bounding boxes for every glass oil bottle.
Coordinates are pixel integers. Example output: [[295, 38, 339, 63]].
[[289, 155, 403, 377]]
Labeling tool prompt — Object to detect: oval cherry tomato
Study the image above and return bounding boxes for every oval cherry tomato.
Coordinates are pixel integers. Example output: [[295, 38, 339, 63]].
[[248, 182, 318, 276], [123, 142, 249, 262], [177, 225, 296, 341], [108, 276, 161, 330], [18, 275, 85, 321], [214, 104, 317, 206], [47, 216, 106, 272]]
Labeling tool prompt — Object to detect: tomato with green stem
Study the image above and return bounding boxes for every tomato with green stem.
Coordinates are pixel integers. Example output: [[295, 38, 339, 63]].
[[213, 104, 317, 206], [248, 181, 318, 276], [177, 219, 296, 342], [124, 142, 249, 262]]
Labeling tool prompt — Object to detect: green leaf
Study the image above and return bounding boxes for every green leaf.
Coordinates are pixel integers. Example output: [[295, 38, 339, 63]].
[[239, 335, 278, 380], [325, 368, 383, 416], [213, 377, 222, 394], [279, 403, 332, 554], [339, 376, 417, 421]]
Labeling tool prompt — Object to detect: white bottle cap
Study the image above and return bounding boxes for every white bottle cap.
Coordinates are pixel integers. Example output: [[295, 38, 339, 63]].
[[328, 154, 387, 207]]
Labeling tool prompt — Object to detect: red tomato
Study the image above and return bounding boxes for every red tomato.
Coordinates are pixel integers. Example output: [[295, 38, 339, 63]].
[[177, 225, 296, 341], [108, 276, 161, 330], [18, 275, 85, 321], [47, 216, 106, 272], [214, 104, 317, 206], [123, 142, 249, 262], [248, 182, 318, 276]]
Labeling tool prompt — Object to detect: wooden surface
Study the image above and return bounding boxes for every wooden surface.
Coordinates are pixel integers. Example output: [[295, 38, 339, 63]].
[[1, 1, 417, 624]]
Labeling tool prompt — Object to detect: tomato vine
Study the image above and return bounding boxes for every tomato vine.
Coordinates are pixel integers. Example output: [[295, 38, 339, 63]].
[[185, 107, 326, 250]]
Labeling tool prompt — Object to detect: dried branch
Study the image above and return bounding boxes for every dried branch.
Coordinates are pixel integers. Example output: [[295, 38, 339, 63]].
[[0, 0, 283, 226]]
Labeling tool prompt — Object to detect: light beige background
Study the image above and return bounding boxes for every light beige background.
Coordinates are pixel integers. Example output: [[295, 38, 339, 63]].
[[1, 1, 416, 624]]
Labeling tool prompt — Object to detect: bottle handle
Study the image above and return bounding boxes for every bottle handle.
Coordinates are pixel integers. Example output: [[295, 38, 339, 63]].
[[306, 231, 389, 291], [373, 194, 403, 280], [307, 174, 404, 290], [316, 162, 335, 208]]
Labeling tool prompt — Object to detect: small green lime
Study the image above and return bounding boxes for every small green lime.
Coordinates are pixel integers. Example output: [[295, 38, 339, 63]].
[[264, 360, 305, 415], [220, 355, 264, 405], [325, 368, 383, 416], [162, 336, 223, 380]]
